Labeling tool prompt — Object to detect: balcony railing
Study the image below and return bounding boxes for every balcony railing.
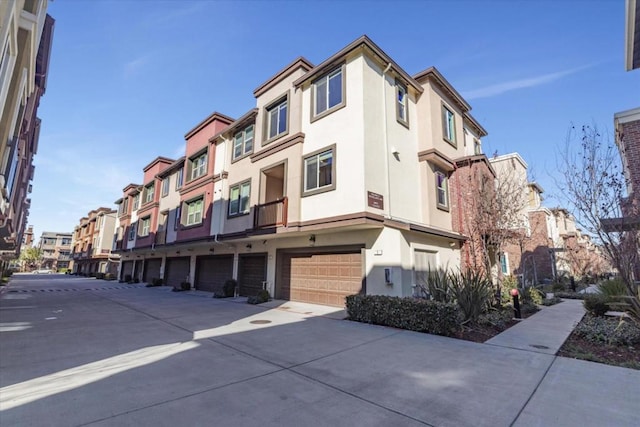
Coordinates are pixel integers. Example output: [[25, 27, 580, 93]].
[[254, 197, 288, 229]]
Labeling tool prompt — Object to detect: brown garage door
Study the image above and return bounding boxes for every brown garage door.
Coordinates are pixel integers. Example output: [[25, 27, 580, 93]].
[[238, 254, 267, 297], [121, 261, 134, 281], [165, 257, 190, 287], [143, 258, 162, 283], [278, 250, 363, 307], [195, 255, 233, 293]]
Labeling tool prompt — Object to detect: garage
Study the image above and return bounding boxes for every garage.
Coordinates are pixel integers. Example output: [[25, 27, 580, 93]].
[[238, 254, 267, 296], [164, 257, 191, 287], [195, 255, 233, 293], [277, 248, 364, 307], [142, 258, 162, 283], [120, 260, 134, 281]]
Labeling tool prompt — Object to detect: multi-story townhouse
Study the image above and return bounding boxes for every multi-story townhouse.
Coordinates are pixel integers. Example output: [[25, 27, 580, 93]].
[[71, 207, 118, 275], [0, 1, 53, 262], [37, 231, 72, 271], [115, 35, 497, 307]]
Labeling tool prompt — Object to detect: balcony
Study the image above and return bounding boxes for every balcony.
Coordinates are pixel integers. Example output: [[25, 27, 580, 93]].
[[254, 197, 288, 229]]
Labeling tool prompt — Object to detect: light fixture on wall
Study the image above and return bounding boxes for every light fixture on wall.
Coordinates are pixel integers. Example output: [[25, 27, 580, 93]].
[[309, 234, 316, 245], [246, 244, 252, 250], [176, 250, 181, 254], [449, 242, 456, 247]]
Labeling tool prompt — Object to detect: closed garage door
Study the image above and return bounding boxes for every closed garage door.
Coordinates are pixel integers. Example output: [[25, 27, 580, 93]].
[[121, 261, 134, 281], [195, 255, 233, 293], [143, 258, 162, 283], [278, 249, 364, 307], [238, 254, 267, 297], [165, 257, 190, 287]]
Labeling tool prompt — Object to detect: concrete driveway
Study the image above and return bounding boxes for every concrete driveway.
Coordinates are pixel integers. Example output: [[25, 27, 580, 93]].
[[1, 275, 638, 426]]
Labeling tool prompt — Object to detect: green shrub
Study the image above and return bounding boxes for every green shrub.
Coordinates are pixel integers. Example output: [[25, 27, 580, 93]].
[[104, 273, 115, 281], [416, 267, 454, 303], [346, 294, 460, 337], [597, 279, 628, 299], [449, 270, 493, 324], [477, 309, 512, 329], [124, 274, 132, 283], [248, 289, 270, 305], [180, 282, 191, 291], [583, 294, 609, 316], [527, 287, 544, 306], [152, 278, 163, 286], [574, 315, 640, 346], [133, 277, 140, 284], [552, 282, 566, 292], [541, 297, 562, 306], [500, 275, 518, 306], [95, 272, 105, 280], [223, 279, 237, 297], [555, 291, 586, 300]]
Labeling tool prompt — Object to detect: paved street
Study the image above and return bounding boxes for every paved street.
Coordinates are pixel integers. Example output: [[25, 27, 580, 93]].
[[1, 275, 639, 427]]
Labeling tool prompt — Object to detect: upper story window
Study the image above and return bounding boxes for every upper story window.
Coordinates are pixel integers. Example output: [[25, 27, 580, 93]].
[[144, 183, 155, 204], [174, 206, 181, 230], [161, 177, 169, 197], [303, 146, 336, 196], [128, 222, 136, 241], [435, 171, 449, 210], [396, 82, 408, 126], [133, 194, 139, 210], [184, 197, 203, 226], [233, 125, 254, 160], [176, 167, 184, 190], [474, 139, 482, 155], [139, 217, 151, 237], [228, 181, 251, 217], [266, 98, 287, 141], [313, 67, 343, 118], [119, 198, 129, 216], [189, 152, 207, 181], [442, 106, 456, 146]]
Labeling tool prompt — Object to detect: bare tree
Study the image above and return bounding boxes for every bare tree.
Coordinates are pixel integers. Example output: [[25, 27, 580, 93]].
[[556, 124, 639, 317]]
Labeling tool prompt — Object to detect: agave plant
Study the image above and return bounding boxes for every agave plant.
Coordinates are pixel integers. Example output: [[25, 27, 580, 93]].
[[449, 269, 494, 324]]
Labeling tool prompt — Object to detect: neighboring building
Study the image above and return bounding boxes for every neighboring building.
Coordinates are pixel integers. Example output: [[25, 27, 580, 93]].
[[113, 35, 495, 306], [71, 208, 118, 275], [0, 1, 54, 259], [626, 0, 639, 71], [37, 231, 72, 271]]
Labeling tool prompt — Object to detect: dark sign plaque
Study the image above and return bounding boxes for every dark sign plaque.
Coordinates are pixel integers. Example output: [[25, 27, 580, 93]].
[[367, 191, 384, 209]]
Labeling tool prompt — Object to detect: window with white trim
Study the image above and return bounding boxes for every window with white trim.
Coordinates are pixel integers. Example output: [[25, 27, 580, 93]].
[[143, 183, 154, 204], [233, 125, 254, 160], [185, 198, 203, 226], [139, 217, 151, 237], [397, 83, 408, 124], [174, 206, 181, 230], [189, 152, 207, 181], [304, 148, 334, 194], [128, 222, 136, 240], [132, 194, 139, 210], [314, 67, 343, 116], [266, 99, 287, 140], [161, 177, 169, 197], [435, 171, 449, 209], [228, 181, 251, 216], [442, 106, 456, 144], [176, 167, 184, 189]]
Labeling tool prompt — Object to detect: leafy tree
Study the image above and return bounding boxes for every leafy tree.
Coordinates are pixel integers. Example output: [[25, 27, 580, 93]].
[[19, 247, 42, 270]]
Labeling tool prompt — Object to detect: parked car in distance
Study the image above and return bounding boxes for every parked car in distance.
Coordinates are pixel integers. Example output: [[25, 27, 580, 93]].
[[32, 269, 54, 274]]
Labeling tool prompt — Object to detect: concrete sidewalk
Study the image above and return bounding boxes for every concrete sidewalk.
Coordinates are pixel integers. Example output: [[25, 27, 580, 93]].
[[485, 299, 586, 354]]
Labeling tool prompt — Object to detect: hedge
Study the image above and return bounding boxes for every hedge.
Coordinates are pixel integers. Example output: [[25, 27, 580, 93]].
[[345, 294, 460, 337]]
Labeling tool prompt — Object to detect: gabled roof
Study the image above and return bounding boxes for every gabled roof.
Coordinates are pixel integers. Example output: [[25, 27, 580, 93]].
[[292, 35, 424, 95], [463, 112, 488, 137], [122, 183, 140, 193], [184, 112, 235, 140], [157, 157, 185, 178], [254, 57, 314, 97], [413, 66, 470, 112]]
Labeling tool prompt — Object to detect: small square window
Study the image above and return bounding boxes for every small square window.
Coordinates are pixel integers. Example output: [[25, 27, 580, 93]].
[[189, 152, 207, 181], [435, 171, 449, 210], [184, 198, 203, 226], [303, 147, 335, 196], [266, 99, 287, 141], [228, 181, 251, 216]]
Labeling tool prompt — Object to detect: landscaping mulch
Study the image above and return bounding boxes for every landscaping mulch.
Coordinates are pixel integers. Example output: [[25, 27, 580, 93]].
[[458, 319, 519, 343], [558, 325, 640, 370]]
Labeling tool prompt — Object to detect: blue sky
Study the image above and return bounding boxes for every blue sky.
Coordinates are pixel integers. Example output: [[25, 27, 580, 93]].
[[31, 0, 639, 238]]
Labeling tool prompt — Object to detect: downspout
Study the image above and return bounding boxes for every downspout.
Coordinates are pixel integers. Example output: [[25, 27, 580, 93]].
[[382, 62, 392, 219]]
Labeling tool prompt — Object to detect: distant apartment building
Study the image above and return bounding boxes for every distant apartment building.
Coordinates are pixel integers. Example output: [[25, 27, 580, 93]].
[[71, 208, 118, 275], [112, 35, 501, 307], [0, 1, 54, 259], [37, 231, 72, 271]]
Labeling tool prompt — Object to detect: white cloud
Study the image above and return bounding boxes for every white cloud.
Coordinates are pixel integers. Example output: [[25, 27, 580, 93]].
[[463, 64, 593, 100], [123, 55, 151, 78]]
